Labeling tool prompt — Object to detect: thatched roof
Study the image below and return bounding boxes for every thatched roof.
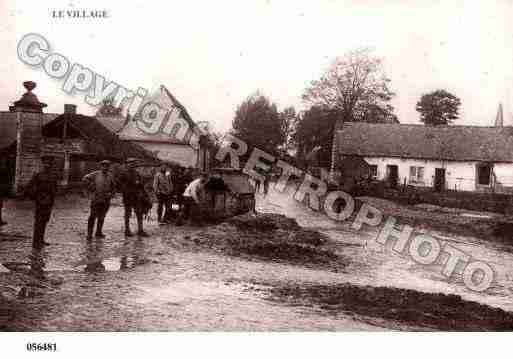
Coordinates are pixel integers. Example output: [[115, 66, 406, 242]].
[[43, 113, 158, 162], [337, 122, 513, 163]]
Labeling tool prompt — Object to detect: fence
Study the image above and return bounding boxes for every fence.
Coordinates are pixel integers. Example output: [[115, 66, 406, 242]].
[[388, 174, 513, 194], [358, 180, 513, 214]]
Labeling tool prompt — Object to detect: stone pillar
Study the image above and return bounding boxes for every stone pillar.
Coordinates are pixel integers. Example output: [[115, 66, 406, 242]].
[[12, 81, 47, 195]]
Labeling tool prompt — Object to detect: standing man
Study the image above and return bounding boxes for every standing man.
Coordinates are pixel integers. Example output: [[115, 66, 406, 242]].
[[117, 158, 149, 237], [25, 155, 58, 248], [153, 164, 173, 224], [83, 160, 116, 240]]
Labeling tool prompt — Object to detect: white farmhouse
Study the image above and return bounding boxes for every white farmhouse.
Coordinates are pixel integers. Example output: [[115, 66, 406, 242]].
[[334, 122, 513, 193], [97, 85, 211, 170]]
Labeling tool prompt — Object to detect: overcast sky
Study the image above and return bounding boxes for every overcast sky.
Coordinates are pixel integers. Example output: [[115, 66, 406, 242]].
[[1, 0, 512, 132]]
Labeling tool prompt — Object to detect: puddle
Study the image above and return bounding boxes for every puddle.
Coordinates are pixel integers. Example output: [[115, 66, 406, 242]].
[[102, 256, 149, 271], [72, 255, 148, 273]]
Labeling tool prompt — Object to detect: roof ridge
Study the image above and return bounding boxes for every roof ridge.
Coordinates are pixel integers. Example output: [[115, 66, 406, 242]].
[[337, 121, 513, 162], [160, 85, 195, 125], [341, 122, 509, 129]]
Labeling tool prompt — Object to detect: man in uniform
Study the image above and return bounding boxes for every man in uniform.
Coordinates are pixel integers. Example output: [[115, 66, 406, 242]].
[[153, 164, 173, 224], [25, 154, 58, 248], [83, 159, 116, 240], [117, 158, 150, 237]]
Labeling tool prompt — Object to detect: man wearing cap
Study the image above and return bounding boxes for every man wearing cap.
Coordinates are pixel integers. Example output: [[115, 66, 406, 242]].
[[116, 158, 149, 237], [83, 159, 116, 240], [25, 155, 58, 248], [153, 164, 173, 224]]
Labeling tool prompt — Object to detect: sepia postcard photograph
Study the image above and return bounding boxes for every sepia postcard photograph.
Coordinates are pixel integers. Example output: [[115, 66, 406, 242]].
[[0, 0, 512, 357]]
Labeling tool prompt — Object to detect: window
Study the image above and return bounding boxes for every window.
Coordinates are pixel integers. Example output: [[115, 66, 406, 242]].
[[369, 165, 378, 179], [409, 166, 424, 183], [477, 164, 492, 185]]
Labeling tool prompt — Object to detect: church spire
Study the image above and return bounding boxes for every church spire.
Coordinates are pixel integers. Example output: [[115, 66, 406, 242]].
[[495, 103, 504, 127]]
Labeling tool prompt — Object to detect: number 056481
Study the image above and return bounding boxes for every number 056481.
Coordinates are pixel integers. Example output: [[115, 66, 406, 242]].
[[26, 343, 57, 351]]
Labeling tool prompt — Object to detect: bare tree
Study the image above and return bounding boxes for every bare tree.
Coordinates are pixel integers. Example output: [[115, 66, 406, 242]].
[[302, 48, 397, 123]]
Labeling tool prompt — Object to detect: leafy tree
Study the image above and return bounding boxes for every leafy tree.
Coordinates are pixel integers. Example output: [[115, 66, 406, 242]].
[[292, 106, 339, 168], [231, 92, 286, 159], [303, 48, 397, 123], [416, 89, 461, 126]]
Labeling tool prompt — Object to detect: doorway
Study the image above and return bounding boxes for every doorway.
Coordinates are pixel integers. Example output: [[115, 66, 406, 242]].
[[386, 165, 399, 188], [434, 168, 445, 192]]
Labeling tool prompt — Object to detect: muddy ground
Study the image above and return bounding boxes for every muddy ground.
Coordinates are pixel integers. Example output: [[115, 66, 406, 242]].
[[1, 189, 513, 331], [358, 196, 513, 244]]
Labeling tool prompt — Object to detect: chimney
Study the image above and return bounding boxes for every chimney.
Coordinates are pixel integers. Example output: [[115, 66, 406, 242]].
[[495, 103, 504, 127], [64, 104, 77, 114]]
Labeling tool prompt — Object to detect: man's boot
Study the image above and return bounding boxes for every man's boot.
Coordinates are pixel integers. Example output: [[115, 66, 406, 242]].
[[87, 217, 95, 240], [137, 215, 149, 237], [95, 217, 105, 238], [33, 220, 49, 248]]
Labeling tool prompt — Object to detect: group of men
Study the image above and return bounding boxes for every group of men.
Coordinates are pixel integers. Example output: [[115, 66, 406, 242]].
[[153, 164, 196, 224], [11, 154, 209, 249], [83, 157, 152, 240]]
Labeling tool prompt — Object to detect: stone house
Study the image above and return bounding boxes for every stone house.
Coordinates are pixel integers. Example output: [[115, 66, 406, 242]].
[[333, 122, 513, 193]]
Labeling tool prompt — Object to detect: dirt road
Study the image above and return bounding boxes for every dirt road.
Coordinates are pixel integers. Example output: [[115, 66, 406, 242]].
[[1, 188, 513, 331]]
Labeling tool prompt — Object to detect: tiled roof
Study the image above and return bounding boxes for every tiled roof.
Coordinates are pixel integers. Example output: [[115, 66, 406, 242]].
[[337, 122, 513, 163], [42, 113, 157, 161]]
